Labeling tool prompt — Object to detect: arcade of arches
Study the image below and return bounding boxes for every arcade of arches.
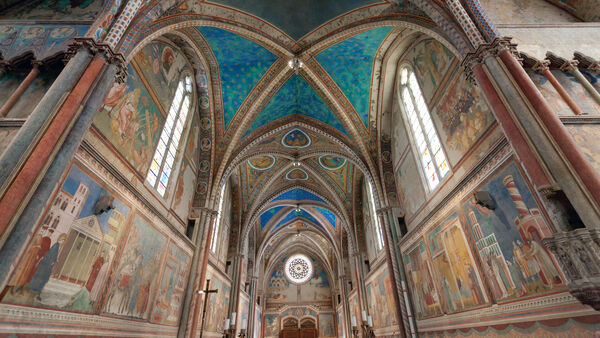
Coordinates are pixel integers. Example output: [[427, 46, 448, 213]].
[[0, 0, 600, 337]]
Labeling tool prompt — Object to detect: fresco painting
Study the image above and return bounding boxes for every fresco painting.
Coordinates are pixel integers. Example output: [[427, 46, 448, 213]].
[[527, 69, 572, 115], [93, 64, 164, 174], [479, 0, 577, 24], [427, 213, 488, 313], [0, 0, 104, 20], [171, 158, 196, 223], [409, 39, 455, 103], [266, 260, 296, 303], [552, 69, 600, 115], [319, 313, 335, 337], [204, 266, 231, 333], [0, 127, 20, 156], [133, 41, 191, 112], [404, 241, 443, 319], [433, 73, 495, 165], [366, 266, 398, 329], [299, 258, 331, 302], [566, 124, 600, 177], [0, 25, 89, 61], [264, 314, 279, 337], [461, 162, 564, 302], [2, 164, 130, 314], [103, 214, 167, 320], [150, 242, 191, 325]]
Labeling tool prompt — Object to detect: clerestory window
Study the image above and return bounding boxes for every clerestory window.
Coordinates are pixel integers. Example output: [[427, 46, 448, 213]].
[[146, 75, 193, 196], [398, 66, 449, 190]]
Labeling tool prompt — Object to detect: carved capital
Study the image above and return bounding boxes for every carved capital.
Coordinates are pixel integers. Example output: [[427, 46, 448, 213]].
[[65, 38, 127, 83], [574, 51, 600, 73], [543, 228, 600, 310], [462, 37, 520, 83]]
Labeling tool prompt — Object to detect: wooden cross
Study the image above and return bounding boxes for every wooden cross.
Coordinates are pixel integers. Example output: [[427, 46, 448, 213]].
[[198, 279, 218, 338]]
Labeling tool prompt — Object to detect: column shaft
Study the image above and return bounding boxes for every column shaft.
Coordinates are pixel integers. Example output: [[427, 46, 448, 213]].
[[378, 213, 405, 337], [540, 68, 585, 115], [0, 60, 116, 288], [0, 65, 40, 117], [497, 50, 600, 220]]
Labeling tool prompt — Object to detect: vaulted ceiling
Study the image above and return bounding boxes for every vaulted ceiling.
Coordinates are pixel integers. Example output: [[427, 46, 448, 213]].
[[138, 0, 464, 278]]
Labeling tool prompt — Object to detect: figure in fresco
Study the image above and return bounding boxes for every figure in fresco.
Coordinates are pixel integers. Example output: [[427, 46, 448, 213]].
[[89, 252, 110, 302], [29, 233, 67, 295], [103, 82, 128, 113], [85, 249, 106, 293], [111, 88, 141, 143], [11, 235, 51, 295]]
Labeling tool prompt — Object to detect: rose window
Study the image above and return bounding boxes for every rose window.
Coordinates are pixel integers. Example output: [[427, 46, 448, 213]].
[[284, 254, 313, 284]]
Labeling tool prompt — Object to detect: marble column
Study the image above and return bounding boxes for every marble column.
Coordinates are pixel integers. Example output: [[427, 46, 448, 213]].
[[247, 276, 258, 338], [377, 211, 405, 337], [386, 210, 416, 337], [188, 211, 218, 337], [0, 42, 121, 287], [178, 208, 215, 338], [464, 38, 600, 228], [0, 64, 40, 117]]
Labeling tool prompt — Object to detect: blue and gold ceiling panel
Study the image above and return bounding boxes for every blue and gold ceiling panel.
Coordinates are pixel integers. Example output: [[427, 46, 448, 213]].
[[272, 188, 325, 203], [196, 26, 278, 130], [260, 205, 286, 230], [245, 74, 348, 136], [313, 206, 336, 228], [273, 209, 323, 231], [315, 26, 394, 129]]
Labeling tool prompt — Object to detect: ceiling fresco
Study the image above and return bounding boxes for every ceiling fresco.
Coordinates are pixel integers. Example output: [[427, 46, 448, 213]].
[[285, 168, 309, 181], [315, 26, 394, 129], [272, 188, 326, 204], [206, 0, 385, 40], [313, 206, 336, 228], [196, 26, 278, 130], [245, 74, 348, 136], [273, 209, 323, 232], [261, 206, 286, 230], [243, 156, 288, 208]]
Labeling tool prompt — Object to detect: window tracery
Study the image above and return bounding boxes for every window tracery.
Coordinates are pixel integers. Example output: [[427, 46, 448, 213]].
[[398, 66, 449, 190], [146, 75, 194, 196]]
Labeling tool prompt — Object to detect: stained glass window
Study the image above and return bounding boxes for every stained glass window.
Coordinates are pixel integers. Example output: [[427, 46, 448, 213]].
[[284, 254, 313, 284], [399, 66, 449, 190], [367, 182, 384, 251], [146, 75, 193, 196], [211, 184, 226, 253]]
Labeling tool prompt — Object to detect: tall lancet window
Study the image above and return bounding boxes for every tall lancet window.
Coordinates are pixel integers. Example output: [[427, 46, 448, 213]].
[[146, 75, 193, 196], [398, 66, 449, 190]]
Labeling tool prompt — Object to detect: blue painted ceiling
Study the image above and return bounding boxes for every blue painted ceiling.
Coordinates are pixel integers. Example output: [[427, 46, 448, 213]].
[[313, 206, 336, 228], [246, 74, 347, 136], [196, 26, 278, 130], [315, 26, 394, 128], [272, 188, 325, 203], [207, 0, 384, 40], [260, 206, 286, 230], [273, 209, 323, 231]]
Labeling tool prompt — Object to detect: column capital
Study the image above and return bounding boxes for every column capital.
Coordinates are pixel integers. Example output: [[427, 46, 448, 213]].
[[462, 37, 520, 82], [65, 38, 127, 82], [574, 51, 600, 73]]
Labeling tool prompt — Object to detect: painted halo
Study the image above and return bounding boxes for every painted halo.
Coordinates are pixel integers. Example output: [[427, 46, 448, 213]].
[[318, 155, 347, 171], [247, 155, 276, 171], [284, 254, 313, 285]]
